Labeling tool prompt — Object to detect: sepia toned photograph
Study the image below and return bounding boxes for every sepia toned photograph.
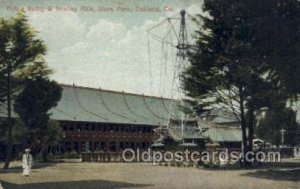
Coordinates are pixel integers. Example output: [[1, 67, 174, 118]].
[[0, 0, 299, 188]]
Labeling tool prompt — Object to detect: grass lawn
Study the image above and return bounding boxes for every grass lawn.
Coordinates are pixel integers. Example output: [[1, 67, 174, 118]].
[[0, 160, 299, 189]]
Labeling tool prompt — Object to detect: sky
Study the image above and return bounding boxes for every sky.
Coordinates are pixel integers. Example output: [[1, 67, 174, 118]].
[[1, 0, 299, 120], [0, 0, 205, 98]]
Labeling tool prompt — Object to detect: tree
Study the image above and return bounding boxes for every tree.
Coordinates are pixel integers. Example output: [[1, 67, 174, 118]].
[[183, 0, 300, 167], [0, 10, 46, 169], [0, 16, 9, 154], [257, 105, 298, 146], [0, 62, 5, 105], [40, 121, 62, 162], [250, 0, 300, 99], [14, 77, 62, 162]]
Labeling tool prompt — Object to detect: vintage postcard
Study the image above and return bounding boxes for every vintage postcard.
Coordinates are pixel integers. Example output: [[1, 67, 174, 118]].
[[0, 0, 299, 189]]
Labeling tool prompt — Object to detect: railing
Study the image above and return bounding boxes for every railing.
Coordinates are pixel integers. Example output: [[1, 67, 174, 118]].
[[82, 152, 132, 162], [64, 131, 153, 139], [81, 151, 201, 167], [81, 149, 242, 163]]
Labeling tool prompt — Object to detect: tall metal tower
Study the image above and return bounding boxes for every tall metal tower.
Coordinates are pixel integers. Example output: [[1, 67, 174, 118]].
[[177, 10, 189, 60], [147, 9, 190, 99], [148, 9, 204, 147]]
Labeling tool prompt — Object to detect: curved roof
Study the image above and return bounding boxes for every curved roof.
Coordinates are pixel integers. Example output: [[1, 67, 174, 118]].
[[200, 109, 240, 124], [48, 84, 182, 126], [203, 127, 242, 142]]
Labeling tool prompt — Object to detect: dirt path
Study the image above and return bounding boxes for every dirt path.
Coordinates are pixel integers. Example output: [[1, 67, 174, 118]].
[[0, 162, 299, 189]]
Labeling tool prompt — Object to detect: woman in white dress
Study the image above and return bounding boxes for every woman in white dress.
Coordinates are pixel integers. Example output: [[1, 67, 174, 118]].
[[22, 149, 33, 176]]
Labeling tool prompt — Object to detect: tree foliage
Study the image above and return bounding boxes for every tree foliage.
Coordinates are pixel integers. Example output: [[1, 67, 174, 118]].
[[0, 10, 48, 168], [183, 0, 300, 166], [0, 10, 47, 81], [257, 105, 298, 146], [14, 77, 62, 161]]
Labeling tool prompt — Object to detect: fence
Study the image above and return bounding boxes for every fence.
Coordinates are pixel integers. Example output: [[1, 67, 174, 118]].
[[81, 148, 242, 163], [82, 152, 131, 162]]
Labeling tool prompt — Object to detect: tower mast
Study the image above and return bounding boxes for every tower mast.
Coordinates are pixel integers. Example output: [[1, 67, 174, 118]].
[[177, 10, 189, 60], [176, 10, 189, 138]]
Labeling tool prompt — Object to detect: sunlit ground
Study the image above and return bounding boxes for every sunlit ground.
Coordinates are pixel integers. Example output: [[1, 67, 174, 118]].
[[0, 159, 299, 189]]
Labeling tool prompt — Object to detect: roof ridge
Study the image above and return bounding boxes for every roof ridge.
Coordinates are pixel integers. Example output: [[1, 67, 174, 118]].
[[59, 83, 175, 101]]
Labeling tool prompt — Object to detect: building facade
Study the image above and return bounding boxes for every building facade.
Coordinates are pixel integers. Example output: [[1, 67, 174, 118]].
[[0, 84, 244, 160], [45, 84, 182, 153]]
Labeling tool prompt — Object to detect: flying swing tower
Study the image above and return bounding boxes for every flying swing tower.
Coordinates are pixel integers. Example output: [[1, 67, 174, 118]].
[[148, 10, 206, 150]]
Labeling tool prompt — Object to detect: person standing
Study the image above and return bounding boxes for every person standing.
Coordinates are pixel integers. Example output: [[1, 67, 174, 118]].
[[22, 149, 33, 176]]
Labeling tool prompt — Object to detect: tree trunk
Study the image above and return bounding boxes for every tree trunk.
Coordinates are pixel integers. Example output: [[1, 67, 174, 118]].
[[3, 119, 12, 169], [42, 146, 49, 162], [3, 61, 12, 170], [246, 102, 255, 167], [238, 85, 250, 168], [247, 103, 254, 152]]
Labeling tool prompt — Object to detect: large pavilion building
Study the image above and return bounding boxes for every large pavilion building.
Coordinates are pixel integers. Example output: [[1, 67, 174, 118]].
[[50, 84, 185, 153], [0, 84, 243, 159]]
